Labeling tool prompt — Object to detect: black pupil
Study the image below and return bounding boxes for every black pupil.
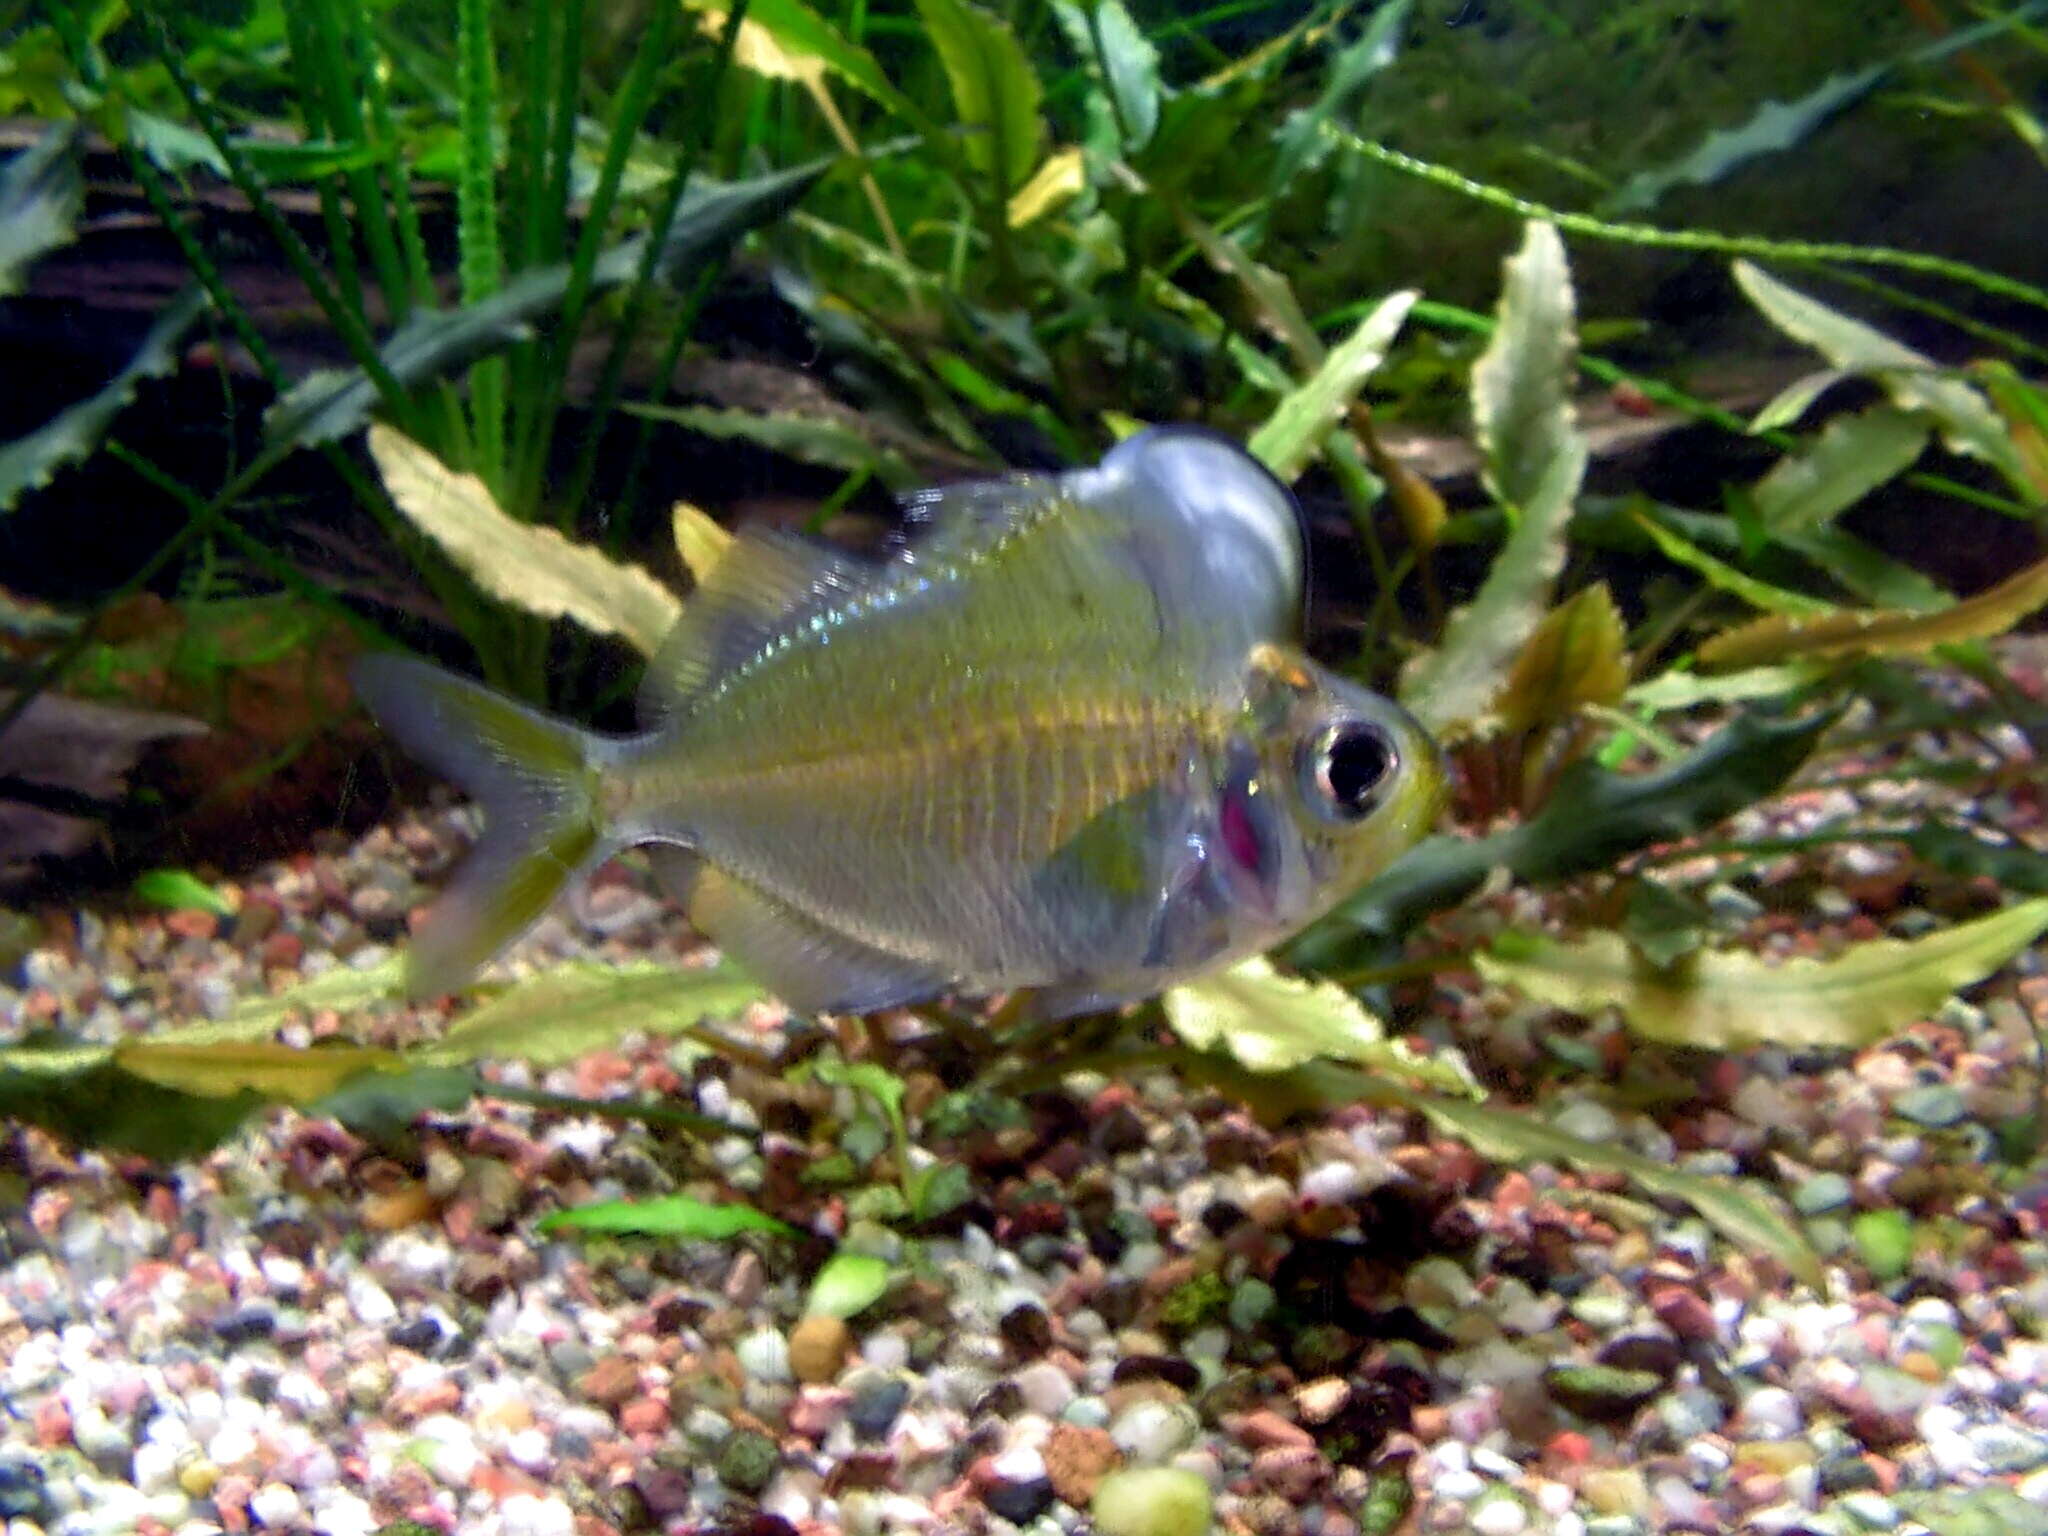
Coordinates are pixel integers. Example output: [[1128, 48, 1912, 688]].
[[1325, 726, 1394, 813]]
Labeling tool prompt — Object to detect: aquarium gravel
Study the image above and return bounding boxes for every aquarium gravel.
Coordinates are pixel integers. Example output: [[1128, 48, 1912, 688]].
[[2, 732, 2047, 1536]]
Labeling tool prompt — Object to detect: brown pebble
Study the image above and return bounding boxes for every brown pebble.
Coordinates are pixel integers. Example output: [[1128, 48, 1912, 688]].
[[360, 1182, 437, 1232], [577, 1355, 642, 1408], [1229, 1408, 1315, 1451], [1253, 1444, 1330, 1501], [1044, 1423, 1119, 1507], [789, 1314, 851, 1384]]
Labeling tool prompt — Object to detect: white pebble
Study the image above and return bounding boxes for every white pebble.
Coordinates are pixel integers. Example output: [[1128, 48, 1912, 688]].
[[1471, 1497, 1527, 1536], [208, 1424, 258, 1468], [1737, 1386, 1803, 1440], [1434, 1469, 1485, 1502], [507, 1427, 551, 1471], [737, 1328, 792, 1384], [1298, 1161, 1360, 1206], [1110, 1400, 1199, 1465], [248, 1482, 302, 1527], [1013, 1362, 1074, 1418], [308, 1490, 376, 1536], [344, 1273, 396, 1327], [499, 1493, 575, 1536], [861, 1333, 909, 1372], [129, 1439, 178, 1495]]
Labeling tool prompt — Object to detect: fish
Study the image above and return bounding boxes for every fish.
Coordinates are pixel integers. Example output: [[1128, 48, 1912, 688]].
[[351, 426, 1447, 1015]]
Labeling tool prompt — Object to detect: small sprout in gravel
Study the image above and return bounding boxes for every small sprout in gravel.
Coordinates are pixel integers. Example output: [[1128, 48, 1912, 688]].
[[716, 1428, 780, 1494], [1092, 1466, 1213, 1536], [1158, 1271, 1229, 1332], [806, 1250, 894, 1319], [1852, 1207, 1916, 1282]]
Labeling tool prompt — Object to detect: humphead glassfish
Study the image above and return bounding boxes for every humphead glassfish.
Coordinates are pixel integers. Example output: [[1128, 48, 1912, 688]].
[[352, 427, 1447, 1015]]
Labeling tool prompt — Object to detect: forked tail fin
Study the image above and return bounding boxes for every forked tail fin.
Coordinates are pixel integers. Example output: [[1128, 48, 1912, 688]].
[[352, 655, 608, 998]]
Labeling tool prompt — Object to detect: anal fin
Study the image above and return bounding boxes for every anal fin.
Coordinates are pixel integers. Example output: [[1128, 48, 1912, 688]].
[[647, 847, 951, 1016]]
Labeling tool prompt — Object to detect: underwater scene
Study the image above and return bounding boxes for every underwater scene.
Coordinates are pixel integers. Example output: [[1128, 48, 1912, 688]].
[[3, 2, 2048, 1534]]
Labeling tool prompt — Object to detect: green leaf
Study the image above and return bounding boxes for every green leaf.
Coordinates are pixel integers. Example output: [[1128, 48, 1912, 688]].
[[1621, 879, 1710, 970], [1699, 552, 2048, 669], [1472, 220, 1579, 512], [368, 426, 682, 656], [1478, 898, 2048, 1051], [1271, 0, 1411, 185], [170, 953, 406, 1048], [1632, 509, 1835, 616], [267, 161, 827, 447], [806, 1250, 894, 1318], [913, 0, 1045, 193], [0, 1048, 264, 1161], [1053, 0, 1160, 155], [1247, 290, 1417, 481], [624, 404, 922, 491], [0, 123, 83, 296], [1163, 957, 1476, 1094], [685, 0, 920, 120], [132, 867, 233, 917], [1605, 66, 1884, 215], [1775, 525, 1950, 612], [1398, 1087, 1822, 1290], [1401, 437, 1588, 735], [538, 1195, 794, 1241], [1901, 823, 2048, 895], [415, 962, 768, 1068], [0, 289, 207, 514], [1751, 406, 1928, 535], [309, 1065, 481, 1143], [1287, 704, 1835, 967], [1732, 262, 2028, 490]]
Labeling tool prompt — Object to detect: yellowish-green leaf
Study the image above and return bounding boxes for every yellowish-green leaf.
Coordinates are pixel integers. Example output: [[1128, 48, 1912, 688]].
[[1473, 221, 1578, 510], [113, 1040, 407, 1103], [157, 954, 406, 1048], [1007, 146, 1085, 226], [672, 501, 733, 585], [1180, 209, 1322, 372], [1164, 956, 1478, 1093], [1248, 290, 1417, 482], [1624, 662, 1829, 714], [1395, 1087, 1821, 1290], [1752, 405, 1928, 533], [914, 0, 1045, 191], [416, 962, 768, 1068], [1699, 551, 2048, 669], [1974, 360, 2048, 503], [368, 426, 681, 657], [1633, 509, 1835, 616], [1495, 583, 1630, 738], [1400, 437, 1587, 735], [694, 6, 827, 86], [806, 1250, 894, 1317], [1733, 262, 2026, 488], [1478, 897, 2048, 1051]]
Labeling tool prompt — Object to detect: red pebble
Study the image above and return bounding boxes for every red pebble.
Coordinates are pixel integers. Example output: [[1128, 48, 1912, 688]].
[[33, 1397, 70, 1448], [1547, 1430, 1593, 1465], [619, 1396, 670, 1436]]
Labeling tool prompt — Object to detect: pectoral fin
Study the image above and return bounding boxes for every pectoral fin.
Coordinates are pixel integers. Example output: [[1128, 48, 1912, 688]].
[[647, 848, 952, 1016]]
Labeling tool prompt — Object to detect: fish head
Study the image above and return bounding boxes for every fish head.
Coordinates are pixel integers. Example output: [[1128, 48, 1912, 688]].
[[1231, 642, 1448, 926]]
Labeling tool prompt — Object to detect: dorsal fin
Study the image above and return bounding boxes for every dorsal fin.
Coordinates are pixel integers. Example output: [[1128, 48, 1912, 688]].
[[639, 527, 864, 725]]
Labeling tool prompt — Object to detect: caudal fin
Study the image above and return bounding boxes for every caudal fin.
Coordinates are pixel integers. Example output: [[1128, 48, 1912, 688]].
[[352, 654, 607, 998]]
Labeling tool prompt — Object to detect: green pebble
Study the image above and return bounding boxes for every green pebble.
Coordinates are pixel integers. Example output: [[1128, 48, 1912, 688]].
[[1092, 1467, 1213, 1536], [1791, 1172, 1853, 1216], [1228, 1278, 1276, 1333], [1851, 1208, 1915, 1283], [1893, 1084, 1967, 1129], [716, 1428, 780, 1494], [1360, 1469, 1414, 1535]]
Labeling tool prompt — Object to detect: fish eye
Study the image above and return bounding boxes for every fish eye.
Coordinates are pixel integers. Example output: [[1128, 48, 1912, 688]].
[[1300, 721, 1399, 822]]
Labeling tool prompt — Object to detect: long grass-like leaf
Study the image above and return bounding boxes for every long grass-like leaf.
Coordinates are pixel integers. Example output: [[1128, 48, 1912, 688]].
[[457, 0, 506, 478]]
